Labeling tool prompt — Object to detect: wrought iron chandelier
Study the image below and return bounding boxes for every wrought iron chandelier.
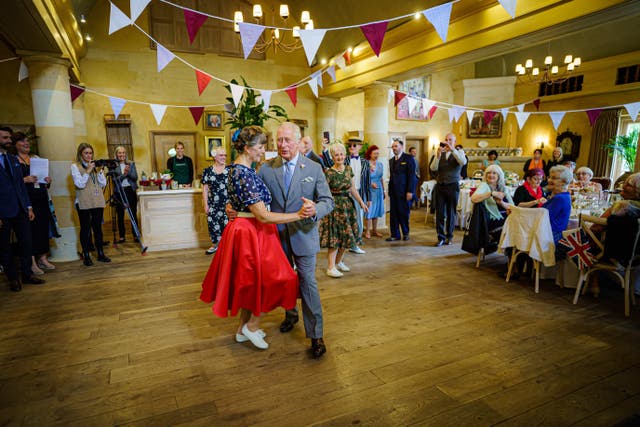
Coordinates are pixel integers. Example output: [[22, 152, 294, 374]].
[[515, 54, 582, 85]]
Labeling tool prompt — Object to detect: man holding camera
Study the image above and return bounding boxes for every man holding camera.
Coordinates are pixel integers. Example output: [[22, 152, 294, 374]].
[[386, 139, 416, 242], [430, 133, 467, 246]]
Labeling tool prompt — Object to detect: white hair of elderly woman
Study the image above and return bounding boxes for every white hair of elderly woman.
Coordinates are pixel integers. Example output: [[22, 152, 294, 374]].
[[550, 165, 574, 187], [329, 142, 346, 157], [483, 164, 507, 191], [575, 166, 594, 179]]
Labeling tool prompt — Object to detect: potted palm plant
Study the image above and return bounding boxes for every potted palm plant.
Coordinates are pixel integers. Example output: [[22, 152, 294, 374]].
[[604, 129, 638, 171]]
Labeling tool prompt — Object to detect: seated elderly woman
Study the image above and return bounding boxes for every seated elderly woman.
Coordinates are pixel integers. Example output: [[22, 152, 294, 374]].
[[470, 164, 513, 237], [591, 172, 640, 234], [543, 165, 573, 243], [513, 168, 547, 208], [570, 166, 602, 194]]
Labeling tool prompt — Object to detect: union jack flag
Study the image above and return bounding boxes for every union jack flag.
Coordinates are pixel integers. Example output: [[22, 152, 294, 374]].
[[557, 228, 596, 270]]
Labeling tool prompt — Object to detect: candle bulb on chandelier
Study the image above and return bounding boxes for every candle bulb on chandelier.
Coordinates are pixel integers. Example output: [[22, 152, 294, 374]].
[[233, 11, 243, 32], [564, 55, 573, 64], [551, 65, 559, 74], [252, 5, 262, 18], [525, 59, 533, 68], [544, 56, 552, 65], [279, 4, 289, 19], [300, 10, 310, 24]]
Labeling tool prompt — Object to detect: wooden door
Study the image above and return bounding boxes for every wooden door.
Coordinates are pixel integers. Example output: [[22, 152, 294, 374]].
[[150, 131, 197, 175]]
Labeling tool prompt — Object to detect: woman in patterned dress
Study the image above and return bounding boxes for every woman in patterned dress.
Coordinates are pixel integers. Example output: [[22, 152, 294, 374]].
[[200, 126, 313, 350], [201, 149, 228, 255], [320, 143, 368, 278], [364, 145, 384, 238]]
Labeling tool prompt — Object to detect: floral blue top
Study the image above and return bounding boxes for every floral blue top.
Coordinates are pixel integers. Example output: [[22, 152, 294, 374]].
[[227, 164, 272, 212], [202, 166, 229, 244]]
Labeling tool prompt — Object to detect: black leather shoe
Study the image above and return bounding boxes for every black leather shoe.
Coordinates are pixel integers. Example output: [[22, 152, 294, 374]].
[[402, 235, 410, 241], [25, 276, 45, 285], [8, 280, 21, 292], [97, 250, 111, 263], [445, 239, 452, 245], [434, 240, 445, 247], [83, 252, 94, 266], [385, 237, 400, 242], [311, 338, 327, 359], [279, 315, 299, 333]]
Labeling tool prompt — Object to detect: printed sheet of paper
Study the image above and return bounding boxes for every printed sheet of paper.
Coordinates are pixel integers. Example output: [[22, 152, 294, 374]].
[[29, 157, 49, 183]]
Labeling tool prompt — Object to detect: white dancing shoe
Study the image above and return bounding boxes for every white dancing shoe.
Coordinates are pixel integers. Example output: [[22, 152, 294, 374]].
[[235, 329, 266, 343], [241, 324, 269, 349], [336, 262, 350, 272], [326, 268, 343, 278]]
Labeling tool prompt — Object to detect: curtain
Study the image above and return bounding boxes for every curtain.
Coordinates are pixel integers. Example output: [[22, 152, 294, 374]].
[[587, 109, 619, 177]]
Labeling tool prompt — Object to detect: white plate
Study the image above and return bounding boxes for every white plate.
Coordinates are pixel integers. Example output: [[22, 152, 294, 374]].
[[477, 140, 489, 148]]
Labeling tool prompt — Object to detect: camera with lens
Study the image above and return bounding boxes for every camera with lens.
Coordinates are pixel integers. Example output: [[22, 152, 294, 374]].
[[94, 159, 118, 169], [439, 142, 447, 148]]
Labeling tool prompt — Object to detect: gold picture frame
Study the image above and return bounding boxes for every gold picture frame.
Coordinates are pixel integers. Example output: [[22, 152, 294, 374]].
[[203, 111, 224, 130], [204, 135, 225, 160]]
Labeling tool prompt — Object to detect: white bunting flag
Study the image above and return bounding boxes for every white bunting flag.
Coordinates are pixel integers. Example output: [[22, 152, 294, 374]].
[[260, 90, 272, 112], [515, 112, 530, 130], [156, 43, 175, 72], [501, 107, 510, 120], [308, 78, 318, 97], [407, 97, 418, 114], [150, 104, 167, 125], [109, 96, 127, 119], [465, 110, 476, 124], [18, 61, 28, 82], [516, 103, 525, 112], [335, 55, 346, 71], [315, 72, 324, 89], [422, 1, 453, 43], [498, 0, 517, 19], [230, 83, 244, 107], [421, 98, 436, 115], [130, 0, 151, 22], [109, 2, 131, 35], [388, 89, 395, 105], [452, 106, 465, 122], [327, 66, 336, 82], [624, 102, 640, 122], [298, 29, 328, 66], [548, 111, 565, 130], [238, 22, 265, 59]]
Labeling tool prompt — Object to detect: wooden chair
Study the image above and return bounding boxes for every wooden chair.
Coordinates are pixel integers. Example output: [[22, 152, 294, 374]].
[[573, 215, 640, 317], [421, 180, 436, 224], [591, 177, 611, 191]]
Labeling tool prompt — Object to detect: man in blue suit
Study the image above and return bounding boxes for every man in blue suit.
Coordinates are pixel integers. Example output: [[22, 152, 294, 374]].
[[386, 139, 416, 241], [0, 127, 45, 292]]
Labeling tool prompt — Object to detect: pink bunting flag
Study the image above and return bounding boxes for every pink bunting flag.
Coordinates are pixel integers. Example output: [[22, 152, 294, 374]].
[[586, 109, 602, 126], [285, 86, 297, 107], [484, 110, 497, 125], [422, 2, 453, 43], [184, 9, 208, 44], [394, 91, 406, 106], [70, 85, 85, 102], [238, 22, 264, 59], [428, 105, 438, 119], [360, 21, 388, 57], [195, 69, 212, 95], [533, 98, 541, 111], [188, 106, 204, 125]]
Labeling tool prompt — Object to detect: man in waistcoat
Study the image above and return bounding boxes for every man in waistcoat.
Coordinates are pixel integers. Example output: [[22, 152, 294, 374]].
[[430, 133, 467, 246]]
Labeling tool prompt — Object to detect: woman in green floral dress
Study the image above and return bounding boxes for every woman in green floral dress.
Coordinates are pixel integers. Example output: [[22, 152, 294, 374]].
[[320, 143, 368, 278]]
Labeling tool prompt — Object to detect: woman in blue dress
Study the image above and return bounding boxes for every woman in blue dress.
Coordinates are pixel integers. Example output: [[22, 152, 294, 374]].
[[201, 149, 228, 255], [200, 126, 313, 350], [365, 145, 385, 238]]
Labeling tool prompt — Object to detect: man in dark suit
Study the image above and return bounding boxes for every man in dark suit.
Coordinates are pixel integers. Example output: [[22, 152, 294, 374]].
[[347, 138, 370, 253], [320, 137, 333, 169], [298, 136, 325, 168], [0, 127, 45, 291], [386, 139, 416, 241]]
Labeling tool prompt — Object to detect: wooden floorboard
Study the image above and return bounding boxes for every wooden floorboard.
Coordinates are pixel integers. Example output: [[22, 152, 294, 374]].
[[1, 212, 639, 426]]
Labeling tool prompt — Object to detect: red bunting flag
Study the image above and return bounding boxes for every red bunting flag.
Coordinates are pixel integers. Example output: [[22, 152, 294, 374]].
[[360, 21, 388, 57], [394, 91, 406, 106], [285, 86, 297, 107], [184, 9, 208, 44], [195, 69, 212, 96], [188, 106, 205, 125], [343, 50, 351, 66], [428, 105, 438, 119], [483, 110, 497, 125], [70, 85, 85, 102], [533, 98, 541, 110], [586, 109, 602, 126]]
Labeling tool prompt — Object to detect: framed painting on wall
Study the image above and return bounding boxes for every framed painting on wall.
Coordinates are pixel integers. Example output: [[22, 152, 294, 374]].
[[556, 130, 581, 161], [467, 112, 503, 138], [203, 111, 224, 130], [396, 76, 431, 121], [204, 135, 225, 160]]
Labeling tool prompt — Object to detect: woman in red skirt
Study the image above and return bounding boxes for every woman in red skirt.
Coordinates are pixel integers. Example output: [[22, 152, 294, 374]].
[[200, 126, 312, 350]]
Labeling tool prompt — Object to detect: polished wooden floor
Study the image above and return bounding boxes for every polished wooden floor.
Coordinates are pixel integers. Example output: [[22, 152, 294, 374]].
[[1, 212, 640, 426]]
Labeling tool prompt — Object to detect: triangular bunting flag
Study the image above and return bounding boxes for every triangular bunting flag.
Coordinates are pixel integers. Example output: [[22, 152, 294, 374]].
[[260, 90, 272, 112], [428, 105, 438, 119], [624, 102, 640, 121], [515, 112, 530, 130], [327, 66, 336, 82], [335, 55, 346, 71], [285, 86, 297, 107], [407, 97, 418, 114], [183, 9, 208, 44], [501, 107, 509, 120], [188, 106, 204, 125], [230, 83, 244, 107], [484, 110, 498, 124], [314, 71, 324, 89], [156, 43, 175, 72], [150, 104, 167, 125], [298, 29, 327, 66], [360, 21, 388, 57], [548, 111, 565, 130], [18, 61, 28, 82], [533, 98, 541, 111], [517, 103, 525, 112], [343, 50, 351, 66], [109, 96, 126, 119], [498, 0, 517, 19], [422, 99, 436, 116], [465, 110, 476, 124], [70, 85, 85, 102], [130, 0, 151, 22], [448, 108, 456, 123], [586, 109, 602, 126], [195, 69, 211, 96], [394, 91, 407, 106], [422, 2, 453, 43], [109, 2, 131, 35], [238, 22, 264, 59], [452, 106, 465, 122], [388, 89, 395, 105], [308, 78, 318, 98]]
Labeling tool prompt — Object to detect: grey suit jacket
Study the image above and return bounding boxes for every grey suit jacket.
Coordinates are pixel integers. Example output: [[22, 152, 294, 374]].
[[258, 155, 334, 256]]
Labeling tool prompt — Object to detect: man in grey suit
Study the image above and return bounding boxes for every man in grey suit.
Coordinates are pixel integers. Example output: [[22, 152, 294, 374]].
[[257, 122, 334, 358]]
